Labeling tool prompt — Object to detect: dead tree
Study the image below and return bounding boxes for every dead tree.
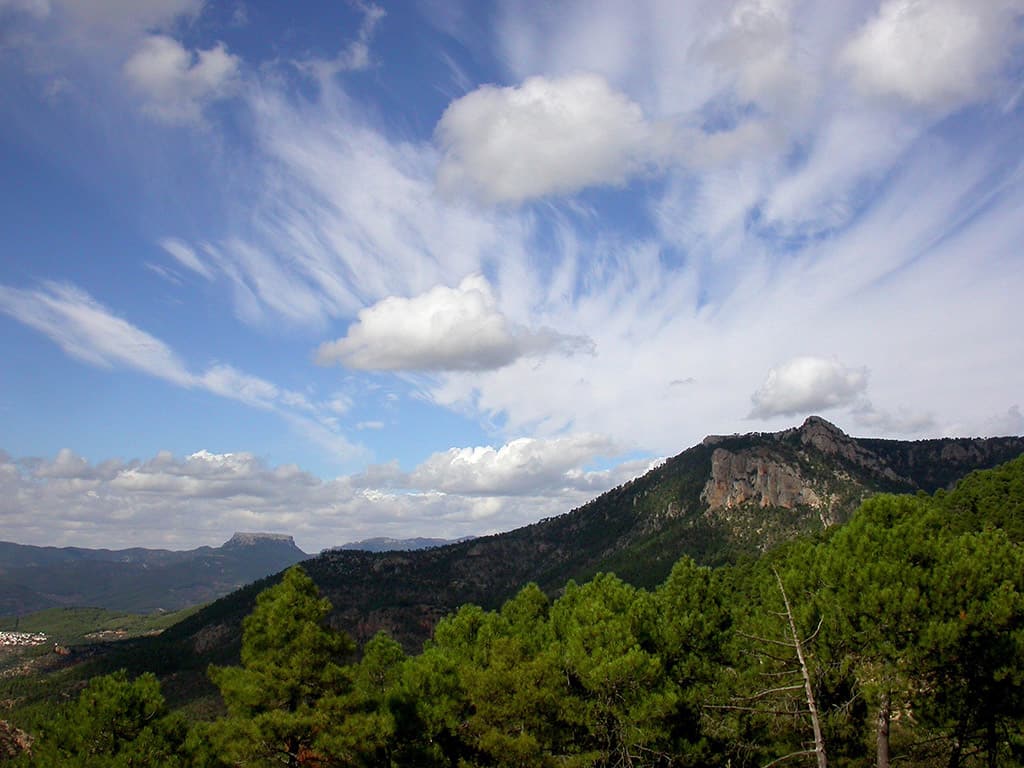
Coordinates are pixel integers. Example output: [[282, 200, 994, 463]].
[[720, 568, 828, 768]]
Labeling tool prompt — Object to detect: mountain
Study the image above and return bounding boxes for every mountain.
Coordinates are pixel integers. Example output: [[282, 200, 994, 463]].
[[164, 417, 1024, 654], [329, 536, 474, 553], [0, 533, 307, 617]]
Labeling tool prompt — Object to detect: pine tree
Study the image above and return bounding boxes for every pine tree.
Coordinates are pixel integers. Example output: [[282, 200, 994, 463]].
[[205, 566, 353, 768]]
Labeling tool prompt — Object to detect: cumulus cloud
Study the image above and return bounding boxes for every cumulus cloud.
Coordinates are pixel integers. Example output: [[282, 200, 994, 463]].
[[749, 356, 869, 419], [436, 73, 659, 203], [705, 0, 806, 111], [842, 0, 1024, 109], [0, 443, 651, 550], [316, 275, 593, 371], [123, 34, 240, 124], [407, 433, 619, 496]]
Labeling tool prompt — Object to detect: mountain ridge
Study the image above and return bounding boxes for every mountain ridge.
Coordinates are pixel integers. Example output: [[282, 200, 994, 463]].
[[163, 417, 1024, 654], [0, 533, 308, 617]]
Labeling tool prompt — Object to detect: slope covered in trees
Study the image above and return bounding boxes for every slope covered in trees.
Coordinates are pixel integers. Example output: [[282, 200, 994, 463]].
[[149, 418, 1024, 662], [8, 455, 1024, 766]]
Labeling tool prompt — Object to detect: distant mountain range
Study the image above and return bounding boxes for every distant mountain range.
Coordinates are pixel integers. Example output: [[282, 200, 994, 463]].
[[161, 417, 1024, 654], [0, 532, 308, 617]]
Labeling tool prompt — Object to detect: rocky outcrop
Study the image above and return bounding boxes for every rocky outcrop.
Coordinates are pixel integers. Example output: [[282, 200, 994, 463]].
[[697, 416, 1024, 541], [222, 532, 301, 549], [787, 416, 907, 484], [701, 448, 824, 511], [700, 418, 907, 532], [0, 720, 32, 759]]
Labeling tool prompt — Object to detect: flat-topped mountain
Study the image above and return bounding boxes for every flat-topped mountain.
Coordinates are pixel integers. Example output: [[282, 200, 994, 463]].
[[0, 533, 308, 617], [165, 418, 1024, 653]]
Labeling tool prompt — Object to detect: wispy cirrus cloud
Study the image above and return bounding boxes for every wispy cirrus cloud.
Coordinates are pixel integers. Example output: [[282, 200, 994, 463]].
[[0, 281, 194, 385], [159, 238, 214, 280], [1, 0, 1022, 557], [0, 281, 361, 459]]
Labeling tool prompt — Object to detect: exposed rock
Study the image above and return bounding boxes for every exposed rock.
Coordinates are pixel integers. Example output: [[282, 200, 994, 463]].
[[0, 720, 32, 759], [701, 448, 824, 511], [223, 532, 300, 549], [790, 416, 907, 484], [192, 622, 231, 655]]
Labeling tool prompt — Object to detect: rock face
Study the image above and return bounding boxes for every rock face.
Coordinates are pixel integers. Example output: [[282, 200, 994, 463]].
[[223, 532, 301, 550], [701, 448, 826, 511], [699, 417, 897, 530], [697, 417, 1024, 546]]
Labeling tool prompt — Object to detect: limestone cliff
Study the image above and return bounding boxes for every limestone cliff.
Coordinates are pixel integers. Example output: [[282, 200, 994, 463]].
[[701, 447, 828, 513], [697, 416, 1024, 549]]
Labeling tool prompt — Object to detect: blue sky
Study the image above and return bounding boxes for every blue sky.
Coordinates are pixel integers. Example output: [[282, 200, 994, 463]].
[[1, 0, 1022, 552]]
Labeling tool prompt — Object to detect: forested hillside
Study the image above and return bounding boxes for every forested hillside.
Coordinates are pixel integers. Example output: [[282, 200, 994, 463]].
[[0, 534, 308, 616], [5, 456, 1024, 766], [148, 418, 1024, 658]]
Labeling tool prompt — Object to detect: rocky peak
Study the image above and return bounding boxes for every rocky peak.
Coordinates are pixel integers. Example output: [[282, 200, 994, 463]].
[[797, 415, 847, 441], [699, 416, 908, 535], [222, 532, 299, 550]]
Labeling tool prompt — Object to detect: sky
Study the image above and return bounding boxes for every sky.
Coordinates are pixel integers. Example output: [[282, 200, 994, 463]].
[[1, 0, 1022, 553]]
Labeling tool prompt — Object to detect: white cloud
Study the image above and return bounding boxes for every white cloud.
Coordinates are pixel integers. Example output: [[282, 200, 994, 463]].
[[4, 0, 1023, 522], [749, 356, 869, 419], [705, 0, 806, 112], [295, 1, 386, 81], [0, 281, 194, 385], [316, 275, 593, 371], [842, 0, 1024, 109], [979, 405, 1024, 437], [407, 433, 618, 496], [190, 86, 516, 328], [0, 443, 651, 551], [159, 237, 213, 280], [199, 364, 280, 410], [849, 401, 935, 435], [123, 34, 240, 124], [436, 74, 659, 203], [325, 393, 353, 415], [53, 0, 202, 40], [0, 282, 361, 460], [32, 447, 95, 479]]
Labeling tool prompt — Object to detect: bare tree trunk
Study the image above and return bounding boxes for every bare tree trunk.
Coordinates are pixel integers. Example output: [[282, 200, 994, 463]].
[[876, 692, 890, 768], [774, 568, 827, 768]]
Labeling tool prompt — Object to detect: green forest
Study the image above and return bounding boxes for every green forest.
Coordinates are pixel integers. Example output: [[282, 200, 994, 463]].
[[6, 456, 1024, 767]]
